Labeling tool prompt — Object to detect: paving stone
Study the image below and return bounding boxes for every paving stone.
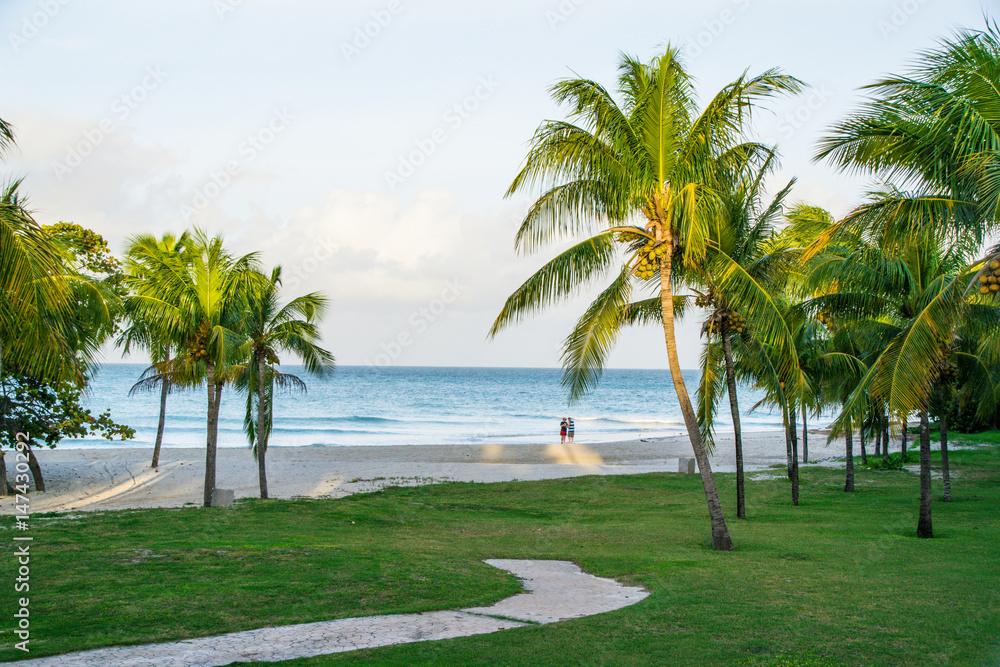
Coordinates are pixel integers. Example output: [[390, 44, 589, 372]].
[[464, 559, 649, 624], [10, 560, 648, 666]]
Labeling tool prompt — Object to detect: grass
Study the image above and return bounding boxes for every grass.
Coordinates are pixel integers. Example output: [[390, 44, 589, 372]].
[[936, 429, 1000, 445], [907, 425, 1000, 446], [2, 445, 999, 665]]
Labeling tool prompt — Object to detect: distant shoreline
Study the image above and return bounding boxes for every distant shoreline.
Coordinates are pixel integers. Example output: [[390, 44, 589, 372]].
[[0, 430, 858, 514], [44, 427, 798, 450], [95, 362, 706, 371]]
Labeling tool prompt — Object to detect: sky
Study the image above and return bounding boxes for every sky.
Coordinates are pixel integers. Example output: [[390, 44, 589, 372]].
[[1, 0, 991, 370]]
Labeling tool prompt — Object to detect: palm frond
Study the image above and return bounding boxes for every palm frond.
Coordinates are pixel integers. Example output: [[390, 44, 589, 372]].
[[490, 232, 618, 337], [560, 268, 633, 402]]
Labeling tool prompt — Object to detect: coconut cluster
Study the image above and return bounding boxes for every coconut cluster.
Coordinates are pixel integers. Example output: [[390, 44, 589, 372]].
[[704, 310, 746, 335], [694, 294, 713, 308], [634, 239, 666, 280], [978, 260, 1000, 294], [615, 231, 644, 243], [188, 322, 211, 362], [937, 360, 958, 384]]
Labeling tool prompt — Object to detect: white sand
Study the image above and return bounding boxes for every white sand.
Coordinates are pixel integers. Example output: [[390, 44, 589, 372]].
[[0, 430, 854, 514]]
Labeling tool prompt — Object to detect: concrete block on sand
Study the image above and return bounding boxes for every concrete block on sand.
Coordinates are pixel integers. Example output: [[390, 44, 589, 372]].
[[211, 489, 235, 507]]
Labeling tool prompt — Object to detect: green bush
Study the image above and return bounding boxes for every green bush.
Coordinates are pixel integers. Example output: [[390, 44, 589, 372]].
[[863, 452, 909, 470]]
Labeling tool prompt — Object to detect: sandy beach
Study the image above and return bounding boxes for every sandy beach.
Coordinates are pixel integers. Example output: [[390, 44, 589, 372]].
[[0, 430, 857, 514]]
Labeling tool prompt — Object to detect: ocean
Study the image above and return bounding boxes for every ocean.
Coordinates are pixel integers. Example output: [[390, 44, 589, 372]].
[[74, 365, 791, 450]]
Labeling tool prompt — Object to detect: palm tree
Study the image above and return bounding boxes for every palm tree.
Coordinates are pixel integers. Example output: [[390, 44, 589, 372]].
[[930, 300, 1000, 502], [490, 47, 803, 551], [814, 22, 1000, 252], [125, 229, 262, 507], [0, 181, 84, 384], [695, 151, 796, 519], [236, 266, 335, 499], [0, 117, 73, 382], [812, 22, 1000, 535], [735, 319, 806, 506], [120, 233, 189, 469], [0, 118, 114, 384], [1, 121, 119, 493], [823, 322, 872, 493], [0, 123, 73, 491], [822, 233, 984, 538]]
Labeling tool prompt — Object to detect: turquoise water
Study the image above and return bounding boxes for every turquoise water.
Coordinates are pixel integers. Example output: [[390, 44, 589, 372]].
[[76, 365, 790, 450]]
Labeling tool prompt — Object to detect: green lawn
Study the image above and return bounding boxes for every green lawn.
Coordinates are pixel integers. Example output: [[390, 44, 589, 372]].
[[2, 443, 999, 666]]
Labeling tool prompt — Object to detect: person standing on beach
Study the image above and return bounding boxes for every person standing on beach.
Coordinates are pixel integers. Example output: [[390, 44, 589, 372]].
[[567, 417, 575, 444], [560, 418, 568, 444]]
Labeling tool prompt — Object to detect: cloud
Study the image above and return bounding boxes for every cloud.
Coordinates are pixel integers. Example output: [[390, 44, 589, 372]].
[[5, 108, 187, 240]]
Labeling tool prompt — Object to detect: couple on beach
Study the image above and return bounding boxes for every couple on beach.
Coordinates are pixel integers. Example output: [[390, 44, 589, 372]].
[[559, 417, 575, 444]]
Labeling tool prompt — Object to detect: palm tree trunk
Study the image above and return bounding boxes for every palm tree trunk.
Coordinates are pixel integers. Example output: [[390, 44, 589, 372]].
[[917, 410, 933, 538], [860, 424, 868, 465], [874, 415, 882, 458], [940, 415, 951, 503], [801, 404, 808, 464], [659, 235, 732, 551], [901, 415, 908, 462], [204, 360, 219, 508], [882, 413, 889, 463], [783, 406, 793, 479], [151, 350, 170, 470], [720, 328, 745, 520], [844, 415, 855, 492], [256, 356, 269, 500], [789, 403, 800, 506]]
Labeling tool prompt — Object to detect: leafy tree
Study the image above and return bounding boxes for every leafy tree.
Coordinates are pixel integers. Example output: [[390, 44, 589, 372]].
[[0, 366, 134, 492], [44, 222, 127, 297], [491, 47, 803, 550]]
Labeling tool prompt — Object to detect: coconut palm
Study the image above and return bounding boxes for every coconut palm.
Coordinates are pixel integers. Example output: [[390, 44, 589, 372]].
[[0, 119, 116, 383], [694, 151, 796, 519], [119, 233, 190, 469], [490, 47, 803, 550], [1, 119, 121, 495], [0, 119, 70, 381], [930, 300, 1000, 502], [236, 266, 335, 499], [735, 331, 801, 503], [818, 228, 988, 537], [814, 22, 1000, 252], [819, 319, 875, 492], [124, 229, 262, 507], [0, 181, 86, 384], [812, 21, 1000, 534]]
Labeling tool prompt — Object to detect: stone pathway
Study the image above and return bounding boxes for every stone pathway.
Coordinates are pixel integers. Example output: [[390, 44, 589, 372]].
[[12, 560, 648, 666]]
